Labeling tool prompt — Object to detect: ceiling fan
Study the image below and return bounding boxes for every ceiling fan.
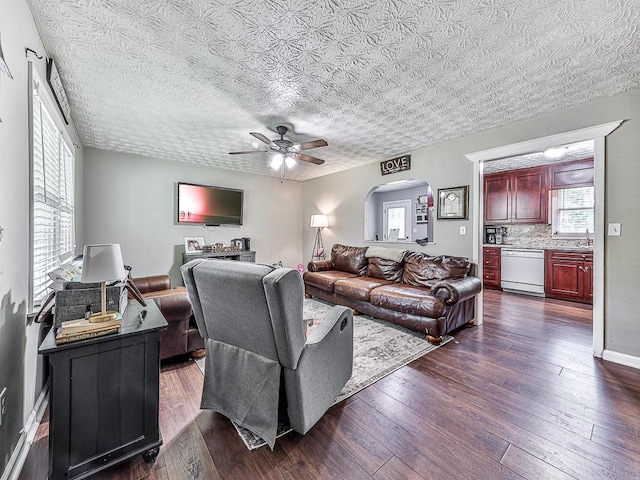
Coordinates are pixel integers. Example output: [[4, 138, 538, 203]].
[[229, 125, 328, 166]]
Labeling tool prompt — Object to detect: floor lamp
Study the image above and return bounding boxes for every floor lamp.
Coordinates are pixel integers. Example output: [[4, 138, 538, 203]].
[[310, 214, 328, 262]]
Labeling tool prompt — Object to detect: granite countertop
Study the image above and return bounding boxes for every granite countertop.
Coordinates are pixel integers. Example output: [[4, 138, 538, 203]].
[[483, 244, 594, 252]]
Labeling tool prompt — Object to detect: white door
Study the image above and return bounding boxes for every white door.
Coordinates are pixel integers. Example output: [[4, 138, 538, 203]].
[[383, 199, 411, 241]]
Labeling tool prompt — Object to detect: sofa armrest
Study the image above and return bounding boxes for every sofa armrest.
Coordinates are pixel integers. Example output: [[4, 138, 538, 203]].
[[430, 276, 482, 306], [132, 275, 172, 294], [147, 289, 193, 322], [307, 260, 335, 272], [306, 305, 352, 345]]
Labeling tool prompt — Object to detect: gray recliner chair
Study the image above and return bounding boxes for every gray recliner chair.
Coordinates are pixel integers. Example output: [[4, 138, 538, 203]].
[[181, 259, 353, 449]]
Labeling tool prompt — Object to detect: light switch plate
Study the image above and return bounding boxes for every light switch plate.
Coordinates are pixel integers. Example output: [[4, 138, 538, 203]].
[[459, 226, 466, 235], [608, 223, 621, 236]]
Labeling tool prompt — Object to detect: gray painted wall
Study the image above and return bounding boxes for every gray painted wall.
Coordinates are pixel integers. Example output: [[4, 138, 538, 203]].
[[83, 149, 304, 285], [0, 0, 84, 474], [303, 89, 640, 358], [304, 149, 474, 259]]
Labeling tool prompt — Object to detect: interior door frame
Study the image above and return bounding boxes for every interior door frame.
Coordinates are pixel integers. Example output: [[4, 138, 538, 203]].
[[382, 199, 412, 241], [465, 120, 623, 358]]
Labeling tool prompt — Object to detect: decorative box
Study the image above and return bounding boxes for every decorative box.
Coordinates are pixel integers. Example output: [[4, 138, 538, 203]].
[[54, 282, 127, 326]]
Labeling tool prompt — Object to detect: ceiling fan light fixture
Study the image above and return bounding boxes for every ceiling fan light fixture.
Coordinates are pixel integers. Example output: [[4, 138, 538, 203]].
[[285, 156, 296, 168], [270, 153, 283, 169]]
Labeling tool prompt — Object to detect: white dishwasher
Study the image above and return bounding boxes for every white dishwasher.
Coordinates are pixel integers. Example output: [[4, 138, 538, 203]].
[[501, 248, 545, 296]]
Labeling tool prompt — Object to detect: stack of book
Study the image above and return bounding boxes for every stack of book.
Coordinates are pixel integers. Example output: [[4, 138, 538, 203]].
[[55, 315, 122, 344]]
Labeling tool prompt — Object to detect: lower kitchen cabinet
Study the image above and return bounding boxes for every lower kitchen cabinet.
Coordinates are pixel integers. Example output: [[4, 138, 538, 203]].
[[544, 250, 593, 304], [482, 247, 502, 290]]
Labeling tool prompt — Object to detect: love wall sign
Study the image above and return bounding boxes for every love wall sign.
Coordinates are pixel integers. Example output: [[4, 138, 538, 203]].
[[380, 155, 411, 176]]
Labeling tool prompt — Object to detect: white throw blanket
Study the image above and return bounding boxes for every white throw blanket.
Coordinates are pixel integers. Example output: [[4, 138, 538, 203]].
[[365, 246, 407, 263]]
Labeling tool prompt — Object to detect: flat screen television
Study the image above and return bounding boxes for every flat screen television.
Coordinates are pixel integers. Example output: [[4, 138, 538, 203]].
[[177, 182, 243, 226]]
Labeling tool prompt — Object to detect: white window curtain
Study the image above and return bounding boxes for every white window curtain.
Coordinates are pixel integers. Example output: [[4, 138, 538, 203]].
[[31, 74, 75, 306]]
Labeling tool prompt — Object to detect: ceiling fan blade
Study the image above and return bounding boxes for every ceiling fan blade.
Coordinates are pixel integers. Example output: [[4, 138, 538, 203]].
[[292, 152, 325, 165], [298, 139, 328, 150], [229, 150, 267, 155], [250, 132, 273, 146]]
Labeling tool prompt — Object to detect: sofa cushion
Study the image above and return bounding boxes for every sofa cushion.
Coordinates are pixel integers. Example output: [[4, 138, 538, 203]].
[[303, 270, 358, 292], [370, 284, 446, 318], [402, 252, 470, 287], [331, 244, 369, 276], [367, 257, 404, 282], [334, 276, 394, 301]]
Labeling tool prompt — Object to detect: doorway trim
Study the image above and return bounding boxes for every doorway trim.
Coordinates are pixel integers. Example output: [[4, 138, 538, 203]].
[[465, 120, 623, 358], [382, 199, 412, 241]]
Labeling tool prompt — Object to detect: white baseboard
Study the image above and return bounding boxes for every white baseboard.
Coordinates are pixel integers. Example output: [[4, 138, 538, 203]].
[[602, 349, 640, 370], [1, 384, 49, 480]]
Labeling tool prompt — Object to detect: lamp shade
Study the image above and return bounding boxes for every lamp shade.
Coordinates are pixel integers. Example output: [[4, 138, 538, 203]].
[[81, 244, 126, 283], [309, 214, 328, 228]]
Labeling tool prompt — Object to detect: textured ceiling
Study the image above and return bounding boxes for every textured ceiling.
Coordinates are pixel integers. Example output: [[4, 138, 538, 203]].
[[484, 140, 594, 173], [27, 0, 640, 181]]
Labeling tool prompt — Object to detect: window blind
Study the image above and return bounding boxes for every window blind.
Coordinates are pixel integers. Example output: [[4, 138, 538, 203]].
[[553, 186, 594, 235], [31, 80, 75, 305]]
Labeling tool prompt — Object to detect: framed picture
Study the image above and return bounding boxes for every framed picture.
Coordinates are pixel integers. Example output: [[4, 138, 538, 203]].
[[231, 238, 243, 250], [184, 236, 205, 254], [437, 186, 468, 220], [388, 228, 400, 242]]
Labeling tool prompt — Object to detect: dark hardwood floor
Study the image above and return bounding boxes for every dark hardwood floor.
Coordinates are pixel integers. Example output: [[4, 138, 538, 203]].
[[20, 290, 640, 479]]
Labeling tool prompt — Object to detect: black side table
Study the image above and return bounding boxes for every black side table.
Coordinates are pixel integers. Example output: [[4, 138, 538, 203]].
[[39, 300, 168, 480]]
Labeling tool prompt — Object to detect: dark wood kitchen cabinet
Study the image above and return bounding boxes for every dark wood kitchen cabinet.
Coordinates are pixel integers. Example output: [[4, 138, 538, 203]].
[[544, 250, 593, 304], [549, 158, 594, 189], [484, 173, 511, 223], [484, 166, 548, 224], [482, 247, 502, 290]]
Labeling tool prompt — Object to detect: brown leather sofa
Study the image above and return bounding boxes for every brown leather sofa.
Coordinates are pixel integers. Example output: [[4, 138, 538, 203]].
[[131, 275, 204, 359], [303, 244, 482, 344]]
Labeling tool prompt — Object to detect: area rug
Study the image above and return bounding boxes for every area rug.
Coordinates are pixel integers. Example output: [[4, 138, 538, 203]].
[[195, 297, 452, 450]]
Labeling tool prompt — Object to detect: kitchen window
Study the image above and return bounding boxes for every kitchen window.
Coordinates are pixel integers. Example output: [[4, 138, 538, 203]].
[[551, 186, 594, 236]]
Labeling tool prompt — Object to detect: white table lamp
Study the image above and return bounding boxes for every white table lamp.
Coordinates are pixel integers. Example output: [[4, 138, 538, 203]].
[[81, 244, 126, 323]]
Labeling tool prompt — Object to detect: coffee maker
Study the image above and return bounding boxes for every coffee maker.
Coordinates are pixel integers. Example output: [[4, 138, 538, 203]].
[[485, 226, 507, 244], [485, 226, 497, 244]]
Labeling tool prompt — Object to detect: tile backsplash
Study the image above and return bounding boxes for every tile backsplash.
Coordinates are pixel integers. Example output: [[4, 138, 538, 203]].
[[496, 224, 592, 248]]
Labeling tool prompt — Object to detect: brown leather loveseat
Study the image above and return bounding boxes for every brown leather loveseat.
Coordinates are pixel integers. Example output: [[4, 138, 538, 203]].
[[131, 275, 204, 359], [303, 244, 482, 344]]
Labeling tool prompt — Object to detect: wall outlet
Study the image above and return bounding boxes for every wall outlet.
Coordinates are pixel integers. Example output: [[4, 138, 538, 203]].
[[0, 387, 6, 427], [608, 223, 622, 236], [459, 226, 467, 235]]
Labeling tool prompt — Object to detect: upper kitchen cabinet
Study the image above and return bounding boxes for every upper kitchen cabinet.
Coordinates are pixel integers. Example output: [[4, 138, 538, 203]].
[[484, 173, 511, 223], [484, 166, 548, 224], [549, 158, 594, 189]]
